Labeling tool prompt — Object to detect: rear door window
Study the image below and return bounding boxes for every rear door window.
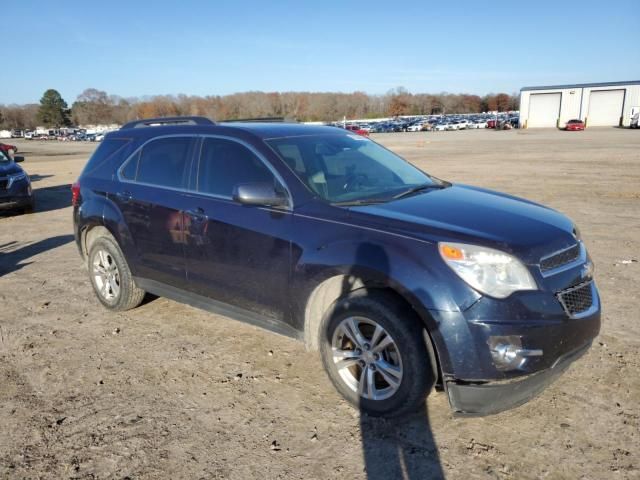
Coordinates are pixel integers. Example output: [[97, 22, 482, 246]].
[[125, 136, 194, 189], [196, 137, 274, 197]]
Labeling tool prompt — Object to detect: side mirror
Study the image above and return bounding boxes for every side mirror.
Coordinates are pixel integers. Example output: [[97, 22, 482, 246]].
[[233, 182, 288, 207], [14, 156, 24, 163]]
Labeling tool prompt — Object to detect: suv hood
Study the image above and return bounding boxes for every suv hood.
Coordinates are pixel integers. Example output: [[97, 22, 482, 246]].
[[350, 184, 576, 264], [0, 162, 22, 176]]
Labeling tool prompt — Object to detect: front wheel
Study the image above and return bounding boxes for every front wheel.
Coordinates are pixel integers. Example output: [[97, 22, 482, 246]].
[[23, 198, 35, 214], [320, 290, 437, 417]]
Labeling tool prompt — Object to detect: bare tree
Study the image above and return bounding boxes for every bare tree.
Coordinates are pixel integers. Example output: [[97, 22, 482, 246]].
[[3, 87, 520, 128]]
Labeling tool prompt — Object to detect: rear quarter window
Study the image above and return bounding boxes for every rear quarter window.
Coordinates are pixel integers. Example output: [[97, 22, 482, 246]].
[[81, 137, 133, 179]]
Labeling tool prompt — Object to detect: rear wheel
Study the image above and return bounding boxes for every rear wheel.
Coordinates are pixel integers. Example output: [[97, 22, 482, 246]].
[[88, 236, 145, 311], [320, 290, 437, 417]]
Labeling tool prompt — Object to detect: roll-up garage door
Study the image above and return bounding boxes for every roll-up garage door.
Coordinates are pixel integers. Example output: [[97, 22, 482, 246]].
[[587, 89, 624, 126], [528, 93, 561, 128]]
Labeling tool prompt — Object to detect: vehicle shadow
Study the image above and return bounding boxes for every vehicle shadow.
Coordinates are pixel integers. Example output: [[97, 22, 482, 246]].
[[0, 235, 74, 276], [337, 242, 445, 479], [33, 184, 72, 213], [29, 174, 55, 183], [360, 410, 444, 479], [0, 184, 72, 218]]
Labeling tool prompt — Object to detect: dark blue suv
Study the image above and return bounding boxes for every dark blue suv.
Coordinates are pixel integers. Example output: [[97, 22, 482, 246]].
[[0, 150, 34, 214], [73, 116, 600, 416]]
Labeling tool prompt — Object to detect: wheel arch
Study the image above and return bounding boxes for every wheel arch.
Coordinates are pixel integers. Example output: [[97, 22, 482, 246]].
[[81, 225, 115, 262], [79, 196, 141, 274], [303, 272, 443, 382]]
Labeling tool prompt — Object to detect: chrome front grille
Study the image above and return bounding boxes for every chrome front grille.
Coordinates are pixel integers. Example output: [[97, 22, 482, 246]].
[[540, 243, 581, 272], [557, 281, 594, 317]]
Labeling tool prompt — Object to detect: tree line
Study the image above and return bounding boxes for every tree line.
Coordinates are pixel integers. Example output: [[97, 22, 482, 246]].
[[0, 87, 520, 129]]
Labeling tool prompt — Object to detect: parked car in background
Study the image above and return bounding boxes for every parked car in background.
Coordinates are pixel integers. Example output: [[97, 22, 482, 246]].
[[0, 149, 34, 214], [345, 125, 369, 137], [486, 119, 497, 129], [565, 119, 585, 131], [468, 120, 487, 129], [434, 123, 447, 131], [0, 142, 18, 155], [407, 123, 426, 132]]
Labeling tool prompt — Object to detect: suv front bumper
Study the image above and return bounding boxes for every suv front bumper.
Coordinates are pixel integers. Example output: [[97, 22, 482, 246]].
[[427, 281, 601, 415], [0, 194, 33, 210], [0, 181, 33, 211], [446, 340, 591, 415]]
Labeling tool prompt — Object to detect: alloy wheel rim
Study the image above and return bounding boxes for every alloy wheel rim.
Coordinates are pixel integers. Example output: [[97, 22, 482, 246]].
[[331, 316, 403, 401], [92, 249, 120, 301]]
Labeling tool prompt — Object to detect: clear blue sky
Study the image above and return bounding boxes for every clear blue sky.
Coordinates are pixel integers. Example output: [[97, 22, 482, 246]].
[[4, 0, 639, 104]]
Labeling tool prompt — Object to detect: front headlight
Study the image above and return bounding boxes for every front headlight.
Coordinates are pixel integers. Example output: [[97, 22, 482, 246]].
[[7, 172, 27, 188], [572, 225, 582, 241], [438, 242, 537, 299]]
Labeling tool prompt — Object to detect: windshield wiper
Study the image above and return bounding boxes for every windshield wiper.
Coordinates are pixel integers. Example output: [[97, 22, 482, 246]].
[[392, 182, 448, 200], [333, 198, 389, 207]]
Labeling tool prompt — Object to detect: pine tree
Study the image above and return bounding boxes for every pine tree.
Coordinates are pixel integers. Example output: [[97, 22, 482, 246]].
[[37, 89, 71, 127]]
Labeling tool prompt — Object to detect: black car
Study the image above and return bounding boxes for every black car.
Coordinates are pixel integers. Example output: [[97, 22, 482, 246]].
[[0, 150, 34, 213], [73, 116, 600, 417]]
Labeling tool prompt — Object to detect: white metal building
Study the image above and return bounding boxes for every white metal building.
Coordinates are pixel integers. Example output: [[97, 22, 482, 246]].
[[519, 81, 640, 128]]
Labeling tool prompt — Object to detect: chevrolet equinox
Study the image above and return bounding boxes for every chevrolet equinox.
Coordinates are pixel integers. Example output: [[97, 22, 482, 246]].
[[73, 117, 600, 416]]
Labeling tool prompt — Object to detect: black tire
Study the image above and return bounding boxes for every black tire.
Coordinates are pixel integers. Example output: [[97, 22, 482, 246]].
[[320, 289, 437, 417], [87, 236, 145, 311], [23, 199, 35, 214]]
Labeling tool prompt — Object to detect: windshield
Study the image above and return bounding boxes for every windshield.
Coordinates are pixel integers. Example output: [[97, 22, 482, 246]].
[[267, 133, 439, 204]]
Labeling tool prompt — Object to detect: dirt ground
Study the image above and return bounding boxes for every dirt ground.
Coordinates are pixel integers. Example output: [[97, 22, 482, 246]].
[[0, 128, 638, 480]]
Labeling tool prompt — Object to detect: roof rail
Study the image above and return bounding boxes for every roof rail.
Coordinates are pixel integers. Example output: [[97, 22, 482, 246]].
[[221, 117, 291, 123], [121, 116, 215, 129]]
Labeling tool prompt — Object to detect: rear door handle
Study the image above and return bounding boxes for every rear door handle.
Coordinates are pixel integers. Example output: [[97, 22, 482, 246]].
[[186, 207, 208, 222]]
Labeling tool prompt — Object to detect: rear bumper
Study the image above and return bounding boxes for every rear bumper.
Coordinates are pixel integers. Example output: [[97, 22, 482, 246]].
[[446, 340, 592, 415]]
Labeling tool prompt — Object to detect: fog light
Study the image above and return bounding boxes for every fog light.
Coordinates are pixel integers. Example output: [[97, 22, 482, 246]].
[[488, 336, 543, 371]]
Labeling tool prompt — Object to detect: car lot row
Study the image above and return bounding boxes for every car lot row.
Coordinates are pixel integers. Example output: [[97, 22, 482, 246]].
[[6, 128, 106, 142], [333, 113, 521, 135]]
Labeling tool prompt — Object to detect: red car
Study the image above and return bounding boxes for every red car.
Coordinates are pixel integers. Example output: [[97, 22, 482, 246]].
[[486, 119, 497, 129], [0, 142, 18, 154], [345, 125, 370, 137], [565, 119, 585, 131]]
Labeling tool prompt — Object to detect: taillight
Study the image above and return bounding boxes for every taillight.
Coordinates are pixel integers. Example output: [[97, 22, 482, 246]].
[[71, 181, 81, 207]]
